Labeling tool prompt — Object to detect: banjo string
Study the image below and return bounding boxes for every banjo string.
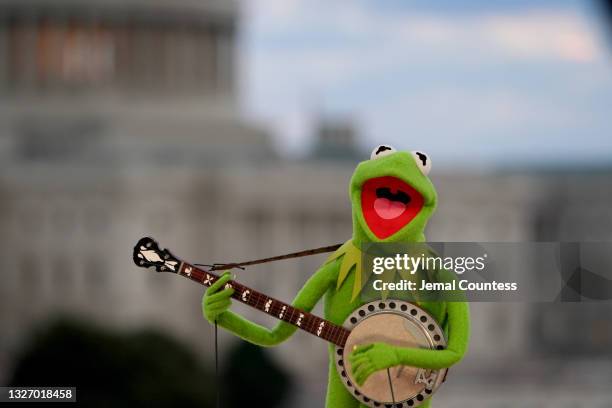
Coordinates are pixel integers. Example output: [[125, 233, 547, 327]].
[[215, 320, 220, 408], [386, 368, 397, 404]]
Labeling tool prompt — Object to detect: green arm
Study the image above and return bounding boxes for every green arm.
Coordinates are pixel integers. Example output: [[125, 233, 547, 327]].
[[388, 264, 471, 370], [203, 260, 338, 347], [395, 301, 470, 369]]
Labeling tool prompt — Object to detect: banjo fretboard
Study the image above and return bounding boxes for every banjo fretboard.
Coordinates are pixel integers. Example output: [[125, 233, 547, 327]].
[[178, 262, 350, 347]]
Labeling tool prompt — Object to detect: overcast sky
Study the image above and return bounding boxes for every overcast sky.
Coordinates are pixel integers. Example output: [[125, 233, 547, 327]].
[[238, 0, 612, 169]]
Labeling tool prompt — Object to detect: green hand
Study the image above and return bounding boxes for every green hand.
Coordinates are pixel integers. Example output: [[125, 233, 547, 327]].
[[348, 343, 401, 386], [202, 271, 234, 323]]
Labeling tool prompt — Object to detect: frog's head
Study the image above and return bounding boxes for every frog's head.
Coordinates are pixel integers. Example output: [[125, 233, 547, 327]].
[[350, 145, 437, 244]]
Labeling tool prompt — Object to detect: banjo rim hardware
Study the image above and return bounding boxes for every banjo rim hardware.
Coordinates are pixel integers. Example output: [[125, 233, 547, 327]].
[[334, 299, 447, 407]]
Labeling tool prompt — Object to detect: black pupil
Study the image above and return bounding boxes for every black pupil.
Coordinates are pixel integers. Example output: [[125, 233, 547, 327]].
[[376, 187, 410, 204], [376, 145, 392, 155], [416, 152, 427, 166]]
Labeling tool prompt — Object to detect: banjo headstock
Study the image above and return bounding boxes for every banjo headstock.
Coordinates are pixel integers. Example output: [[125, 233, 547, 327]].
[[133, 237, 181, 273]]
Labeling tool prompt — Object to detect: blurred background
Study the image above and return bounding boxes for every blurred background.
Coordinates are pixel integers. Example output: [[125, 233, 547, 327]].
[[1, 0, 612, 406]]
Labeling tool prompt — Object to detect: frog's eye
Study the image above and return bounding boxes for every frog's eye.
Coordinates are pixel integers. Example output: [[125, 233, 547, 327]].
[[411, 151, 431, 176], [370, 144, 396, 160]]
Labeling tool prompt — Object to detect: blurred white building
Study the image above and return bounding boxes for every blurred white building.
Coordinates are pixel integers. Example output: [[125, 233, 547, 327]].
[[0, 0, 272, 385]]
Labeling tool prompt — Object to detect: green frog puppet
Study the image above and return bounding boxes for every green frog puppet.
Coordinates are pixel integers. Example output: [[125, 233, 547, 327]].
[[202, 145, 470, 407]]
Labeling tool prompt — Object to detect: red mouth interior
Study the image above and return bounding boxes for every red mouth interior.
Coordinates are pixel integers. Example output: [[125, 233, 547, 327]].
[[361, 176, 424, 239]]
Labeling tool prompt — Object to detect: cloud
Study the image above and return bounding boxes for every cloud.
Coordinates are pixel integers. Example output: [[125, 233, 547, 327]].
[[482, 11, 602, 62], [244, 1, 603, 62], [239, 0, 612, 165]]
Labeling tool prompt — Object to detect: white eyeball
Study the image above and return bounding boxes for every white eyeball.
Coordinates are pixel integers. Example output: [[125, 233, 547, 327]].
[[370, 144, 396, 160], [411, 151, 431, 176]]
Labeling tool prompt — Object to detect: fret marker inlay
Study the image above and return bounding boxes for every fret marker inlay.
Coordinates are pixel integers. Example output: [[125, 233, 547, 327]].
[[317, 321, 325, 336]]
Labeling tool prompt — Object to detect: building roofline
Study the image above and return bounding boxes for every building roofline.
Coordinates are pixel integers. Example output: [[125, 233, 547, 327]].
[[0, 0, 238, 26]]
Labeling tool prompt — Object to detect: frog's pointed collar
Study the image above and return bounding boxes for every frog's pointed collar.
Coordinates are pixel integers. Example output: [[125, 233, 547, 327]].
[[325, 240, 363, 301]]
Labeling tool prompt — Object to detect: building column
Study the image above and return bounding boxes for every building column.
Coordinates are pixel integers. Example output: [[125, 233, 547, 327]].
[[215, 24, 235, 98]]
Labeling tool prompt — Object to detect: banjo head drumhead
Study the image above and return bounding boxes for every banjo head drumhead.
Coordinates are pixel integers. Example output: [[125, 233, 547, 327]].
[[335, 300, 447, 407]]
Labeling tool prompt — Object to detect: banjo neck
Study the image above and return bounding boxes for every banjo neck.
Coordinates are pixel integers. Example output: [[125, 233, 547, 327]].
[[180, 262, 350, 347], [133, 237, 350, 347]]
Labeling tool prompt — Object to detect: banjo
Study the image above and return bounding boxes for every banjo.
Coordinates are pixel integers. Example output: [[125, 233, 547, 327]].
[[133, 237, 447, 408]]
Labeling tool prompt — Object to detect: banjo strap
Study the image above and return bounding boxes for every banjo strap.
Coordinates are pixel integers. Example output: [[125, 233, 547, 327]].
[[208, 243, 343, 271]]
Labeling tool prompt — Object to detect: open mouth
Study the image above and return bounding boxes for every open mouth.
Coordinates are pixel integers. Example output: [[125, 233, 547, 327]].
[[361, 176, 424, 239]]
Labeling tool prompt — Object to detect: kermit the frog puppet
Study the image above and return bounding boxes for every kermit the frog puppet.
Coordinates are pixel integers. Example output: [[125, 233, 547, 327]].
[[202, 145, 470, 407]]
